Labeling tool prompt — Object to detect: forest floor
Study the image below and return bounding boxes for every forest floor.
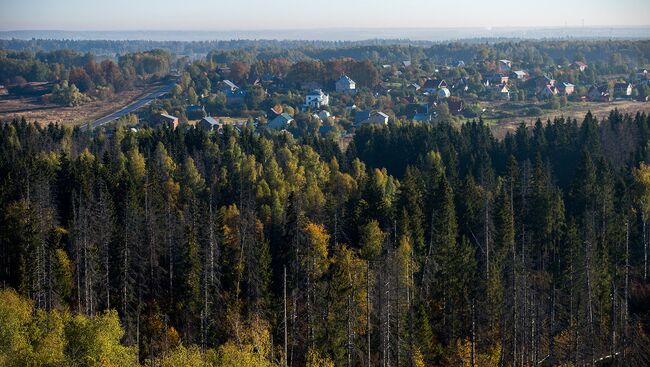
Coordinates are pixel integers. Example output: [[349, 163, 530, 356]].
[[488, 99, 650, 138], [0, 86, 150, 126]]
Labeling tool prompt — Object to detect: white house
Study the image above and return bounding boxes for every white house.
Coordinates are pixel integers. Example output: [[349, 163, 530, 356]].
[[614, 82, 633, 97], [305, 89, 330, 108], [335, 75, 356, 93], [437, 87, 451, 99]]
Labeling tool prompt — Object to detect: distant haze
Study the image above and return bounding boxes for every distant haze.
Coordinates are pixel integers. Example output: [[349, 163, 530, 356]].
[[1, 0, 649, 35], [1, 27, 649, 42]]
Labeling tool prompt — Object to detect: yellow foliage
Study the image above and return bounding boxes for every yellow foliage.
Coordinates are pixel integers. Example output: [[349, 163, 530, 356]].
[[154, 345, 208, 367], [412, 347, 426, 367], [304, 222, 331, 278], [306, 348, 334, 367], [634, 162, 650, 217]]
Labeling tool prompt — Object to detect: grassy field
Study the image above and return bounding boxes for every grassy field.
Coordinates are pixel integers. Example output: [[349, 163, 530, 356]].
[[487, 100, 650, 138], [0, 86, 149, 126]]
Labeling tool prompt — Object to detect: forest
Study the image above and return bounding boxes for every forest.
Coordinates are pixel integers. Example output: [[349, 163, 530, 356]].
[[0, 48, 172, 105], [2, 39, 649, 68], [1, 109, 650, 366]]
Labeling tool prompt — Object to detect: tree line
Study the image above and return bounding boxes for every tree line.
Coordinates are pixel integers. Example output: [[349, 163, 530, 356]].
[[1, 110, 650, 366], [1, 49, 171, 105]]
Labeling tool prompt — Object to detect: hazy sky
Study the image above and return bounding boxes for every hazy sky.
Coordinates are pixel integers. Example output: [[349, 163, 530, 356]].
[[1, 0, 649, 30]]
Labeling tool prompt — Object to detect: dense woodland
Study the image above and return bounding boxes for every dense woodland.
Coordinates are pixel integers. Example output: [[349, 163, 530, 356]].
[[0, 49, 172, 107], [1, 39, 649, 67], [1, 109, 650, 366]]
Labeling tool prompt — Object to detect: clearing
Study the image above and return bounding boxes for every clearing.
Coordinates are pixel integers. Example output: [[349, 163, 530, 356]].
[[486, 100, 650, 138], [0, 86, 152, 126]]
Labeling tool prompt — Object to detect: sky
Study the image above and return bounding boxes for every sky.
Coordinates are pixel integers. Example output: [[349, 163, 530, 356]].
[[1, 0, 649, 31]]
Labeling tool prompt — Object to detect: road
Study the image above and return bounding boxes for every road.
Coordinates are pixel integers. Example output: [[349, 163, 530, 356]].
[[82, 81, 176, 130]]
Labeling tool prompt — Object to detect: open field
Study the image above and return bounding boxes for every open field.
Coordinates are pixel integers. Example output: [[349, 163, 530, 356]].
[[0, 86, 150, 126], [487, 100, 650, 138]]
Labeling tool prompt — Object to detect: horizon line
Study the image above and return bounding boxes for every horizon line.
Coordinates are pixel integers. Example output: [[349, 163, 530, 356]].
[[2, 25, 650, 32]]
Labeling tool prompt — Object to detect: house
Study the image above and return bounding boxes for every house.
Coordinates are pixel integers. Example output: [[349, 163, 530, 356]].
[[335, 75, 356, 93], [406, 104, 431, 122], [613, 82, 633, 97], [510, 70, 529, 80], [305, 89, 329, 108], [355, 110, 371, 123], [447, 99, 464, 115], [437, 87, 451, 99], [186, 104, 206, 119], [216, 80, 246, 105], [318, 110, 331, 120], [535, 76, 556, 89], [156, 113, 179, 129], [491, 84, 510, 100], [498, 59, 513, 72], [572, 61, 588, 72], [538, 85, 558, 99], [269, 104, 284, 119], [557, 82, 575, 96], [268, 113, 294, 130], [226, 89, 246, 105], [402, 60, 412, 68], [216, 80, 239, 94], [374, 82, 391, 95], [491, 73, 510, 84], [422, 78, 448, 94], [588, 85, 610, 102], [198, 116, 222, 131], [357, 111, 389, 126]]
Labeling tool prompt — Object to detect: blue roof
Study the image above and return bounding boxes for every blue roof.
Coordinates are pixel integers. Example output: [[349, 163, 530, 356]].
[[413, 113, 431, 122], [355, 111, 371, 122]]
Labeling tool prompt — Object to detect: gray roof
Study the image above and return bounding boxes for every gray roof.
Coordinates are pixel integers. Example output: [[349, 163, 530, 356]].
[[268, 113, 294, 129], [221, 80, 239, 89], [200, 116, 220, 126], [337, 75, 355, 84], [160, 113, 178, 121]]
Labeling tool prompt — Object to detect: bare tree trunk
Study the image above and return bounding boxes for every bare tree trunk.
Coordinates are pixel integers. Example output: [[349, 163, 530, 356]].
[[621, 221, 630, 362], [643, 214, 648, 283], [512, 225, 518, 367], [471, 298, 476, 367], [167, 201, 173, 303], [284, 267, 288, 367], [367, 261, 371, 367], [585, 241, 595, 367], [485, 196, 490, 281], [396, 261, 400, 367], [348, 294, 352, 367]]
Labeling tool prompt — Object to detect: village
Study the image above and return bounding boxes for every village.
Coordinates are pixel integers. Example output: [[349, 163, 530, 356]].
[[141, 55, 650, 139]]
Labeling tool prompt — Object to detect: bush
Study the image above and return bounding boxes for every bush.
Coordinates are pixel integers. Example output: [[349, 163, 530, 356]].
[[51, 80, 89, 107], [526, 107, 543, 116]]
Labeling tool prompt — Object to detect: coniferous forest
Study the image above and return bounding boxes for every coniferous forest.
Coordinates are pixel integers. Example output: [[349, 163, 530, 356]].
[[2, 110, 650, 366]]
